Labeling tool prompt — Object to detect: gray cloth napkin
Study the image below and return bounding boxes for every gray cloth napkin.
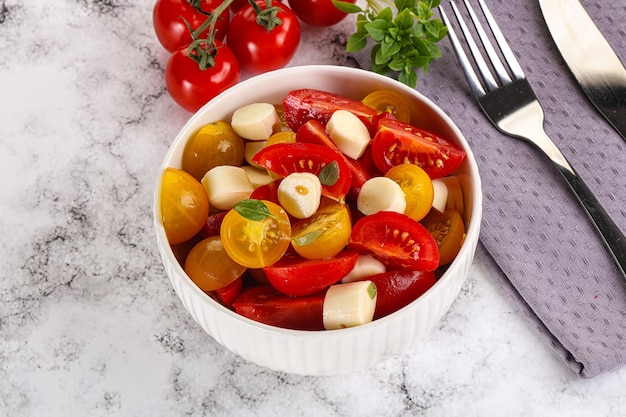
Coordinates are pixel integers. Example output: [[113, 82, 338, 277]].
[[351, 0, 626, 378]]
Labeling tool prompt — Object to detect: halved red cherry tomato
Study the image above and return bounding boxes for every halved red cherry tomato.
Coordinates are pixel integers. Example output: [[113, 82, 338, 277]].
[[264, 250, 359, 296], [199, 211, 227, 239], [282, 89, 378, 135], [372, 118, 466, 178], [349, 211, 439, 271], [249, 179, 281, 205], [233, 286, 325, 330], [213, 275, 243, 307], [366, 270, 437, 319], [296, 120, 370, 193], [251, 142, 352, 202]]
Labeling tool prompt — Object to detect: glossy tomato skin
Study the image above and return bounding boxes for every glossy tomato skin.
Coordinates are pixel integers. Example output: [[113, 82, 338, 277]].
[[153, 0, 229, 53], [366, 270, 437, 319], [165, 41, 240, 112], [287, 0, 355, 26], [213, 275, 243, 307], [282, 89, 379, 135], [264, 250, 359, 296], [296, 120, 370, 194], [372, 117, 466, 178], [233, 285, 325, 330], [349, 211, 440, 271], [198, 211, 227, 239], [226, 0, 301, 74], [251, 142, 352, 202]]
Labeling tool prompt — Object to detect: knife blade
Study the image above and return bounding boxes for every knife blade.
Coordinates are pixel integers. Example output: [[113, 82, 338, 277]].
[[538, 0, 626, 141]]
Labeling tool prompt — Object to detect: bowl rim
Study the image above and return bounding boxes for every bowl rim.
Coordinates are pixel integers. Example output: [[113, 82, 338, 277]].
[[153, 64, 483, 337]]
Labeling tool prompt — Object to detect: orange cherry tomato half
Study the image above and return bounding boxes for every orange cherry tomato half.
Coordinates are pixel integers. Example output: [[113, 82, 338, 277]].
[[421, 208, 466, 266], [160, 167, 210, 245], [385, 164, 434, 222], [184, 236, 247, 291], [220, 200, 291, 269], [362, 90, 411, 124], [182, 121, 245, 181], [291, 200, 352, 260]]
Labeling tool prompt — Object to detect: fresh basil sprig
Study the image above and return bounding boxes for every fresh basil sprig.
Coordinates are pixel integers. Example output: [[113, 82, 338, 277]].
[[334, 0, 447, 88]]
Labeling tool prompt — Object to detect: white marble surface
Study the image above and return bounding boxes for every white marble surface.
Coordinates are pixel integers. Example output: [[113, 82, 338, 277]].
[[2, 1, 626, 416]]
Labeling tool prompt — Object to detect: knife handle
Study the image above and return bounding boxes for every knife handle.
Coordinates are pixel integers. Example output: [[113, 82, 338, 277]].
[[557, 164, 626, 278]]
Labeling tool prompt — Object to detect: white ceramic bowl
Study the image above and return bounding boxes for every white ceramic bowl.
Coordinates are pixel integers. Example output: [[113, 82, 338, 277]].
[[154, 65, 482, 375]]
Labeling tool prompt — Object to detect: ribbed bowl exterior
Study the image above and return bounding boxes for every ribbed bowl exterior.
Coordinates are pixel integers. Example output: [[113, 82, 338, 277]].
[[154, 66, 483, 375]]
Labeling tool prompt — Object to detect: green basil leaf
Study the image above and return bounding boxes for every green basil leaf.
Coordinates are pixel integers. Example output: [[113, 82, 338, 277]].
[[332, 0, 363, 13], [292, 230, 324, 247], [346, 32, 368, 52], [234, 199, 272, 221], [367, 282, 377, 300], [319, 160, 340, 186]]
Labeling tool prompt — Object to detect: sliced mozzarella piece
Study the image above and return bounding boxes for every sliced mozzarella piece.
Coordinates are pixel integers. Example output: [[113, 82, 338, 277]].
[[325, 109, 370, 159], [357, 176, 406, 215], [341, 254, 387, 283], [201, 165, 254, 210], [244, 140, 267, 168], [431, 178, 449, 213], [241, 165, 273, 188], [323, 281, 377, 330], [231, 103, 279, 141], [277, 172, 322, 219]]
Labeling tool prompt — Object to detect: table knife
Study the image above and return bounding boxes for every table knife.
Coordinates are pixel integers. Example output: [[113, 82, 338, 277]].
[[538, 0, 626, 141]]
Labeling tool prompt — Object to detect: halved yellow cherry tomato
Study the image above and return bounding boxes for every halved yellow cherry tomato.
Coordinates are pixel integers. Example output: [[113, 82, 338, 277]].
[[220, 200, 291, 268], [160, 167, 209, 245], [421, 208, 466, 266], [184, 236, 247, 291], [266, 130, 296, 147], [291, 199, 352, 260], [362, 90, 411, 124], [385, 164, 434, 221], [182, 121, 245, 181]]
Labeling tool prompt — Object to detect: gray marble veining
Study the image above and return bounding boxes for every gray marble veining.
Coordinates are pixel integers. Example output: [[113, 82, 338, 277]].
[[2, 1, 626, 416]]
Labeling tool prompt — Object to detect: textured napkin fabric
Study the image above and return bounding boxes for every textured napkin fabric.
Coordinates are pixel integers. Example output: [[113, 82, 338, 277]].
[[353, 0, 626, 377]]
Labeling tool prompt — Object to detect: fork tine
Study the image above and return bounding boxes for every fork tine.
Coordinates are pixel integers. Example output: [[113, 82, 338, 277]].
[[462, 0, 511, 84], [447, 2, 500, 93], [438, 5, 488, 98], [475, 0, 525, 80]]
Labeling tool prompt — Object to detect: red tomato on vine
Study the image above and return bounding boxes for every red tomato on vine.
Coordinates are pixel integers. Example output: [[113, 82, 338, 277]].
[[153, 0, 230, 53], [287, 0, 356, 26], [226, 0, 301, 74], [165, 41, 240, 112]]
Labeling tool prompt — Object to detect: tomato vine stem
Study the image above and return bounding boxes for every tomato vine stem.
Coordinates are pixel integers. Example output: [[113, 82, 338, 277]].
[[184, 0, 284, 70]]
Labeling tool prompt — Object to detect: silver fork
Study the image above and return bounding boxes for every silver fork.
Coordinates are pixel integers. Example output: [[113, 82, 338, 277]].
[[439, 0, 626, 278]]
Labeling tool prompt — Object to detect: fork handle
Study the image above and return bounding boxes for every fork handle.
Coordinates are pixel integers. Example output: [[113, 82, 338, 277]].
[[556, 164, 626, 277]]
